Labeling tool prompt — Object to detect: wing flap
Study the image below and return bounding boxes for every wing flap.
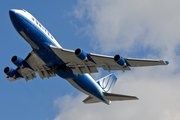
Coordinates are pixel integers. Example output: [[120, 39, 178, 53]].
[[6, 75, 23, 82], [103, 92, 138, 101], [101, 64, 131, 71], [70, 65, 98, 74]]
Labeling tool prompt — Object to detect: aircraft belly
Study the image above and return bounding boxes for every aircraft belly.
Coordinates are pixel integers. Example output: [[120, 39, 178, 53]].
[[67, 78, 106, 103], [67, 78, 94, 96]]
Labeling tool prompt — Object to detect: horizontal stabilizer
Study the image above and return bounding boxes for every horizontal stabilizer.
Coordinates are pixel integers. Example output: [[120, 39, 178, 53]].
[[83, 96, 102, 104], [103, 92, 138, 101]]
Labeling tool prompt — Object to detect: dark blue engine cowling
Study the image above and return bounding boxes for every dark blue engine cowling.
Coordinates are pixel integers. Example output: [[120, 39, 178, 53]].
[[11, 56, 33, 70], [114, 55, 126, 66], [4, 67, 15, 77], [4, 67, 22, 77], [75, 48, 88, 61], [75, 48, 96, 64], [12, 56, 24, 67]]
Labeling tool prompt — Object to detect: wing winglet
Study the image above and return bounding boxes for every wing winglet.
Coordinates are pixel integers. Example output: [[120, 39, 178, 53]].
[[165, 61, 169, 65]]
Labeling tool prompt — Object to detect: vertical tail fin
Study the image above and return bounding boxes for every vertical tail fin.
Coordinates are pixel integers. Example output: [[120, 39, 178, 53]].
[[96, 73, 117, 93]]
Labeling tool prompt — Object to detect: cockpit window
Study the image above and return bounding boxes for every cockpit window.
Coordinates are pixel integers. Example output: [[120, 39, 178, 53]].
[[21, 9, 26, 12]]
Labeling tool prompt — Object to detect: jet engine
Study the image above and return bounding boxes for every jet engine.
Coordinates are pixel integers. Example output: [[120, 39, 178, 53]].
[[75, 48, 96, 64], [75, 48, 88, 61], [11, 56, 24, 67], [114, 55, 126, 67], [4, 67, 22, 77], [11, 56, 32, 69]]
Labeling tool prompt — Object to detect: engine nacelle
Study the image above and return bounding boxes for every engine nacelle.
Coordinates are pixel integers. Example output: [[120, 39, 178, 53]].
[[4, 67, 15, 77], [75, 48, 96, 64], [11, 56, 24, 67], [4, 67, 22, 78], [75, 48, 88, 61], [114, 55, 126, 67], [11, 56, 33, 70]]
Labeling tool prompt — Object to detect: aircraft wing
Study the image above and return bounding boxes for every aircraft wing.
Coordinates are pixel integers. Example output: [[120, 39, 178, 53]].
[[125, 58, 169, 67], [5, 51, 56, 82], [50, 46, 168, 74]]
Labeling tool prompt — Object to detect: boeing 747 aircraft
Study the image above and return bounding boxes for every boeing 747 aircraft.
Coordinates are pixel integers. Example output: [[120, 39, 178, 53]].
[[4, 9, 169, 105]]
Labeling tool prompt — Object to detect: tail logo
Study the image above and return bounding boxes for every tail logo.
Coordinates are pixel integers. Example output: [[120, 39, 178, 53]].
[[97, 74, 117, 93]]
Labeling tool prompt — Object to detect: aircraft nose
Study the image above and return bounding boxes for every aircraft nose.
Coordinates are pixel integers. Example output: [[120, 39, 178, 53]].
[[9, 9, 23, 31], [9, 9, 17, 19], [9, 9, 15, 15]]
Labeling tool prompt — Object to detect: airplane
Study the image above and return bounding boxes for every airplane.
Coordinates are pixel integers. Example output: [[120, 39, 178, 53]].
[[4, 9, 169, 105]]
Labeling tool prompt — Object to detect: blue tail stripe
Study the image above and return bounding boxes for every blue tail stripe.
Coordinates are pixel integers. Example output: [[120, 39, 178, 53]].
[[97, 74, 117, 93]]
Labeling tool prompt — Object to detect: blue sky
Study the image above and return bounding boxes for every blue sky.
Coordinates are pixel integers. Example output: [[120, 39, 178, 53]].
[[0, 1, 85, 120], [1, 0, 180, 120]]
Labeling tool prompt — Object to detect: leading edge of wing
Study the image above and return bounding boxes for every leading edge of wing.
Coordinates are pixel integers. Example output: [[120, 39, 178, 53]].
[[50, 46, 131, 73], [50, 45, 168, 74]]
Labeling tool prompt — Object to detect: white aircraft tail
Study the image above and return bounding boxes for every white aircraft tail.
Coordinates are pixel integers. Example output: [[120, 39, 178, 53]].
[[83, 74, 138, 104], [96, 73, 117, 93]]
